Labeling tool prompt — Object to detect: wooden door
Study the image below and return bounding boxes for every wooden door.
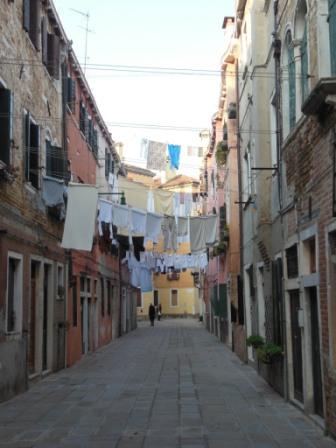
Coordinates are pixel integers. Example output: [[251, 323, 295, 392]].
[[309, 287, 324, 417], [290, 290, 303, 402]]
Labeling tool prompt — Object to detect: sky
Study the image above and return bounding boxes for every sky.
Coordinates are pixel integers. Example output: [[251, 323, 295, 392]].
[[53, 0, 235, 166]]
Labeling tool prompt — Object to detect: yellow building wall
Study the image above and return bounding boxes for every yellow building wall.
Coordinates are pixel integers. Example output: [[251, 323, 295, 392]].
[[137, 180, 202, 318]]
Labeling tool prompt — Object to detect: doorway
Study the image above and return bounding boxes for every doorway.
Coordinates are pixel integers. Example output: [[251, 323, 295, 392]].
[[290, 290, 303, 402], [309, 287, 324, 417]]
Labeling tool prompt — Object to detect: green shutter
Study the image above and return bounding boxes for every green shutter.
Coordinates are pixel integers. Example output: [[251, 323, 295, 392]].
[[329, 0, 336, 75], [0, 89, 12, 165], [301, 23, 309, 102], [288, 44, 296, 130]]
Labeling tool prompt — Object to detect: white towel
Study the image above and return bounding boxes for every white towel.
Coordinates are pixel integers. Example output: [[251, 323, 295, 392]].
[[205, 215, 218, 245], [153, 189, 174, 215], [112, 203, 129, 228], [146, 212, 162, 242], [131, 208, 147, 235], [189, 216, 207, 253], [177, 216, 188, 236], [61, 183, 98, 251], [98, 199, 113, 236]]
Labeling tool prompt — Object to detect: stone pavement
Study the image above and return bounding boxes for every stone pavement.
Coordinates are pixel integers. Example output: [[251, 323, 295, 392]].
[[0, 319, 335, 448]]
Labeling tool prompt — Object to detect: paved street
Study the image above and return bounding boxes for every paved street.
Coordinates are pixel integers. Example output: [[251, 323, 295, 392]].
[[0, 319, 335, 448]]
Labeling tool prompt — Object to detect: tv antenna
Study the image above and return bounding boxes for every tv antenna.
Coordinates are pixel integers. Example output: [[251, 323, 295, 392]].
[[70, 8, 94, 74]]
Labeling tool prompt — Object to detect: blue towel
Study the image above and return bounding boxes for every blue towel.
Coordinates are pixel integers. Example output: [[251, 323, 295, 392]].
[[168, 144, 181, 170]]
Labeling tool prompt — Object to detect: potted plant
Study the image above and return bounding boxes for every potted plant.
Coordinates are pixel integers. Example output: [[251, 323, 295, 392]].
[[256, 343, 283, 364], [246, 335, 264, 349], [216, 141, 229, 166]]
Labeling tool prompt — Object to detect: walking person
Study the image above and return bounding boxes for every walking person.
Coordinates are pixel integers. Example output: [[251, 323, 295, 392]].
[[148, 303, 155, 326], [158, 304, 162, 321]]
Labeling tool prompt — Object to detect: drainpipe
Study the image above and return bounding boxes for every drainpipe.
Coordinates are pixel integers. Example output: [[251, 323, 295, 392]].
[[273, 0, 288, 401], [61, 59, 68, 369], [235, 58, 247, 361]]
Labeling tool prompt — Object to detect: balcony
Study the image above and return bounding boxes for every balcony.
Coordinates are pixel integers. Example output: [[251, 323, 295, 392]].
[[301, 78, 336, 116]]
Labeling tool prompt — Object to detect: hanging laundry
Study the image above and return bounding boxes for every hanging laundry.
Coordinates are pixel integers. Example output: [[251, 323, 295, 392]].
[[177, 217, 188, 237], [112, 203, 129, 228], [118, 176, 149, 211], [140, 267, 153, 292], [98, 199, 113, 236], [153, 189, 174, 215], [189, 216, 207, 253], [131, 208, 147, 235], [61, 183, 98, 251], [146, 140, 167, 171], [146, 212, 163, 242], [205, 215, 218, 245], [42, 176, 65, 207], [147, 189, 155, 213], [184, 193, 193, 215], [168, 144, 181, 170], [162, 216, 177, 251]]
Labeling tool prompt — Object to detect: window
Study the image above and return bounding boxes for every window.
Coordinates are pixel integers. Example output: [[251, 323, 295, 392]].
[[171, 289, 178, 307], [154, 290, 159, 307], [300, 22, 309, 102], [329, 0, 336, 74], [100, 277, 105, 317], [72, 277, 78, 327], [23, 0, 41, 50], [105, 149, 114, 180], [40, 15, 60, 80], [107, 280, 111, 315], [136, 290, 142, 308], [243, 148, 252, 199], [24, 112, 40, 189], [46, 139, 67, 180], [286, 245, 299, 278], [79, 102, 87, 136], [6, 255, 23, 334], [286, 31, 296, 131], [0, 87, 13, 166], [187, 146, 203, 157], [57, 265, 64, 300], [66, 76, 76, 112]]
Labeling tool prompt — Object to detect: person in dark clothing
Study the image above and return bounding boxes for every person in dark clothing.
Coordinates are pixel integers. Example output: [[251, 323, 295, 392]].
[[158, 304, 162, 321], [148, 303, 155, 326]]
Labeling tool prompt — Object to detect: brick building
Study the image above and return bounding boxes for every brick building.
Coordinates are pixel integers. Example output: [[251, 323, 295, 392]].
[[0, 0, 135, 402], [0, 0, 68, 400]]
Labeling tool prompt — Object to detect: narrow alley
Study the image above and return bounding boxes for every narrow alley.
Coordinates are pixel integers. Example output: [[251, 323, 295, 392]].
[[0, 319, 334, 448]]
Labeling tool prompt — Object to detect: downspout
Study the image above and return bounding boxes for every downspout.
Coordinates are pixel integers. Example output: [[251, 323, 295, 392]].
[[273, 0, 288, 401], [61, 59, 68, 368], [236, 58, 247, 361]]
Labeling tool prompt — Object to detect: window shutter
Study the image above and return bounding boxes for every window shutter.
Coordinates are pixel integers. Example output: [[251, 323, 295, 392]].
[[41, 16, 48, 66], [71, 79, 76, 111], [30, 122, 39, 188], [329, 0, 336, 75], [46, 140, 52, 176], [23, 0, 30, 32], [300, 23, 309, 102], [84, 111, 89, 141], [24, 112, 30, 181], [288, 44, 296, 130], [79, 102, 85, 133], [53, 34, 60, 80], [47, 33, 60, 79], [93, 129, 98, 155], [30, 0, 41, 50], [47, 33, 54, 77], [0, 89, 12, 166]]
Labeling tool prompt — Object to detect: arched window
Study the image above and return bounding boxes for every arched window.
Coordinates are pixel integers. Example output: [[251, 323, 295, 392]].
[[329, 0, 336, 74], [295, 0, 309, 102], [286, 31, 296, 131]]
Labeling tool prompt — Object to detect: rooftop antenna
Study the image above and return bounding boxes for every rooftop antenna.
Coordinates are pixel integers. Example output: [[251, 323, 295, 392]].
[[70, 8, 94, 74]]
